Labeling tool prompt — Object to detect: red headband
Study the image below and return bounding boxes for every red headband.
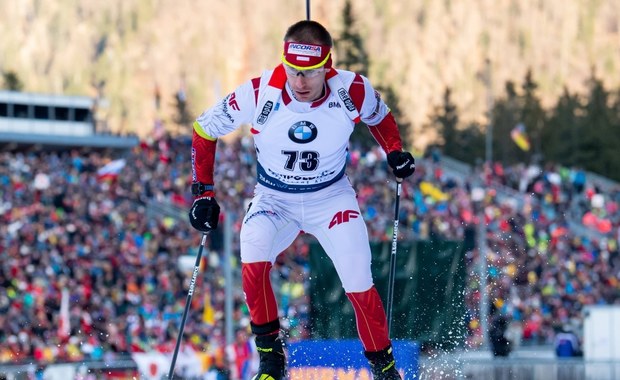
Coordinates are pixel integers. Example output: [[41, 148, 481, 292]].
[[281, 41, 332, 70]]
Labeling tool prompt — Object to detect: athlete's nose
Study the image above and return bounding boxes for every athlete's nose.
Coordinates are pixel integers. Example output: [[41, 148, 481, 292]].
[[291, 75, 306, 89]]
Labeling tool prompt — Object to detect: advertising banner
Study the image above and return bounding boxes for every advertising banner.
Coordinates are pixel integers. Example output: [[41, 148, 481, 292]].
[[288, 339, 419, 379]]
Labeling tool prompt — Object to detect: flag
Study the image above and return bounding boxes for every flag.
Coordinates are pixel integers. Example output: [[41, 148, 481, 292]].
[[132, 352, 170, 380], [202, 289, 215, 326], [58, 288, 70, 340], [97, 159, 126, 180], [510, 123, 530, 151]]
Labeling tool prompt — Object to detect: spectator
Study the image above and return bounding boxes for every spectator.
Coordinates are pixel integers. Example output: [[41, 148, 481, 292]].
[[489, 315, 511, 357], [554, 325, 582, 358]]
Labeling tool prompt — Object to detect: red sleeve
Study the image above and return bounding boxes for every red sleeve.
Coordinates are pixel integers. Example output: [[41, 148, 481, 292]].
[[368, 112, 403, 154], [349, 73, 403, 154], [251, 77, 261, 105], [191, 130, 217, 196], [349, 74, 365, 112]]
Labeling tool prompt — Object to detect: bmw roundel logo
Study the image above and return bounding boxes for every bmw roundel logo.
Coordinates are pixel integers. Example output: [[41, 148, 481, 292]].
[[288, 121, 317, 144]]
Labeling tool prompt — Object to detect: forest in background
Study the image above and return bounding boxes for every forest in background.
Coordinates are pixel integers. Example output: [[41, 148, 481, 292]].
[[427, 69, 620, 181]]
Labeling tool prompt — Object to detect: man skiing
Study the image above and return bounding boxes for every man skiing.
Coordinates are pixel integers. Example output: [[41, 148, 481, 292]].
[[189, 19, 415, 380]]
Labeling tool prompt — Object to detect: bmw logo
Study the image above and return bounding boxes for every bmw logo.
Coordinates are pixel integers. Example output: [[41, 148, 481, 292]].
[[288, 121, 318, 143]]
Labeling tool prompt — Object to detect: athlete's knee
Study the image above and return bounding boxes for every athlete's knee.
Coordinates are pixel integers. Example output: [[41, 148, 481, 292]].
[[334, 257, 373, 292], [242, 261, 273, 287], [342, 276, 374, 293]]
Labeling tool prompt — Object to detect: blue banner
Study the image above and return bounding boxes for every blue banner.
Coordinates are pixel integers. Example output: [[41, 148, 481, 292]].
[[288, 340, 419, 379]]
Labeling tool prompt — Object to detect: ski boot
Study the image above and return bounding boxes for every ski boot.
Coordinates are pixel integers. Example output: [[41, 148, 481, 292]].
[[252, 334, 286, 380], [365, 345, 402, 380]]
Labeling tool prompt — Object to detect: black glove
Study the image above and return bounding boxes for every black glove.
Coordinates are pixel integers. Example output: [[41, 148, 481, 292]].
[[387, 151, 416, 179], [189, 196, 220, 232]]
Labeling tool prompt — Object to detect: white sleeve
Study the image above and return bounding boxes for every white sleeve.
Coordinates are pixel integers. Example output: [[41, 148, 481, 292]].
[[358, 76, 390, 126], [194, 80, 257, 138]]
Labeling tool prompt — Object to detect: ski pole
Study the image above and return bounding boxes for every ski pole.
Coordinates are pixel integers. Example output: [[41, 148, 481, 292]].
[[168, 232, 208, 379], [306, 0, 311, 20], [386, 179, 402, 337]]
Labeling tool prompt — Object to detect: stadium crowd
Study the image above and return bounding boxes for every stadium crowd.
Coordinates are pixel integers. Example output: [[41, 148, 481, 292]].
[[0, 131, 619, 377]]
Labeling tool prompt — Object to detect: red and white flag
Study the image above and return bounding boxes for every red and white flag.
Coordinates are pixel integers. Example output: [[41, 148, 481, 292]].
[[97, 159, 126, 180], [132, 352, 170, 380], [58, 288, 70, 339]]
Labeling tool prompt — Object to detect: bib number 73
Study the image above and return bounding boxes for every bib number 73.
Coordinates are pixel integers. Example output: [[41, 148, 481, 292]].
[[282, 150, 319, 171]]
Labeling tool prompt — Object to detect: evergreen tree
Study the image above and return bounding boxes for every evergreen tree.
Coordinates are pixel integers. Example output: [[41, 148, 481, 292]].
[[336, 0, 372, 149], [335, 0, 368, 77], [609, 88, 620, 181], [336, 0, 411, 150], [519, 69, 546, 161], [173, 89, 193, 134], [2, 71, 23, 91], [612, 88, 620, 124], [434, 87, 459, 157], [580, 72, 617, 179], [611, 87, 620, 146], [487, 71, 545, 165], [490, 81, 520, 164], [455, 122, 486, 165], [425, 87, 486, 164], [541, 87, 581, 166], [380, 84, 412, 147], [425, 87, 457, 155]]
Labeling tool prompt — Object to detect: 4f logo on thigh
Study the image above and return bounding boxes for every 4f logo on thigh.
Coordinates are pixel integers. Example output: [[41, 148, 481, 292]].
[[329, 210, 360, 229]]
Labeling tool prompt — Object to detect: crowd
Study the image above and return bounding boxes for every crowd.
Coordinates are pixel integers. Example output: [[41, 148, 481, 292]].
[[1, 131, 619, 376], [463, 160, 620, 350]]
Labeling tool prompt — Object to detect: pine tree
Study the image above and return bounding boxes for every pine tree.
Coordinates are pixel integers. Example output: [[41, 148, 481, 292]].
[[519, 69, 546, 161], [426, 87, 484, 164], [580, 72, 617, 178], [378, 84, 412, 148], [432, 87, 459, 157], [335, 0, 368, 77], [490, 81, 520, 164], [336, 0, 411, 150], [609, 88, 620, 181], [542, 87, 581, 166], [2, 71, 23, 91], [455, 122, 486, 165], [173, 89, 193, 134], [336, 0, 372, 149]]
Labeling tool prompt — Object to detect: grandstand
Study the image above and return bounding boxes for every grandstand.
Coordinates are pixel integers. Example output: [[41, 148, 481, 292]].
[[0, 92, 619, 379]]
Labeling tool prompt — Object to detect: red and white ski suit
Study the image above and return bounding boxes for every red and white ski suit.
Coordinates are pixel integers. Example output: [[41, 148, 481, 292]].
[[192, 66, 404, 352]]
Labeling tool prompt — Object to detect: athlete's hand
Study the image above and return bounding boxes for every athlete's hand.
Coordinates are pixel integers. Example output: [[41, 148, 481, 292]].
[[189, 196, 220, 232], [387, 151, 416, 179]]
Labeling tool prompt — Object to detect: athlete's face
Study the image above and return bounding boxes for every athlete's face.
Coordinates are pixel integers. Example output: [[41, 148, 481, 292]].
[[284, 64, 328, 102]]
